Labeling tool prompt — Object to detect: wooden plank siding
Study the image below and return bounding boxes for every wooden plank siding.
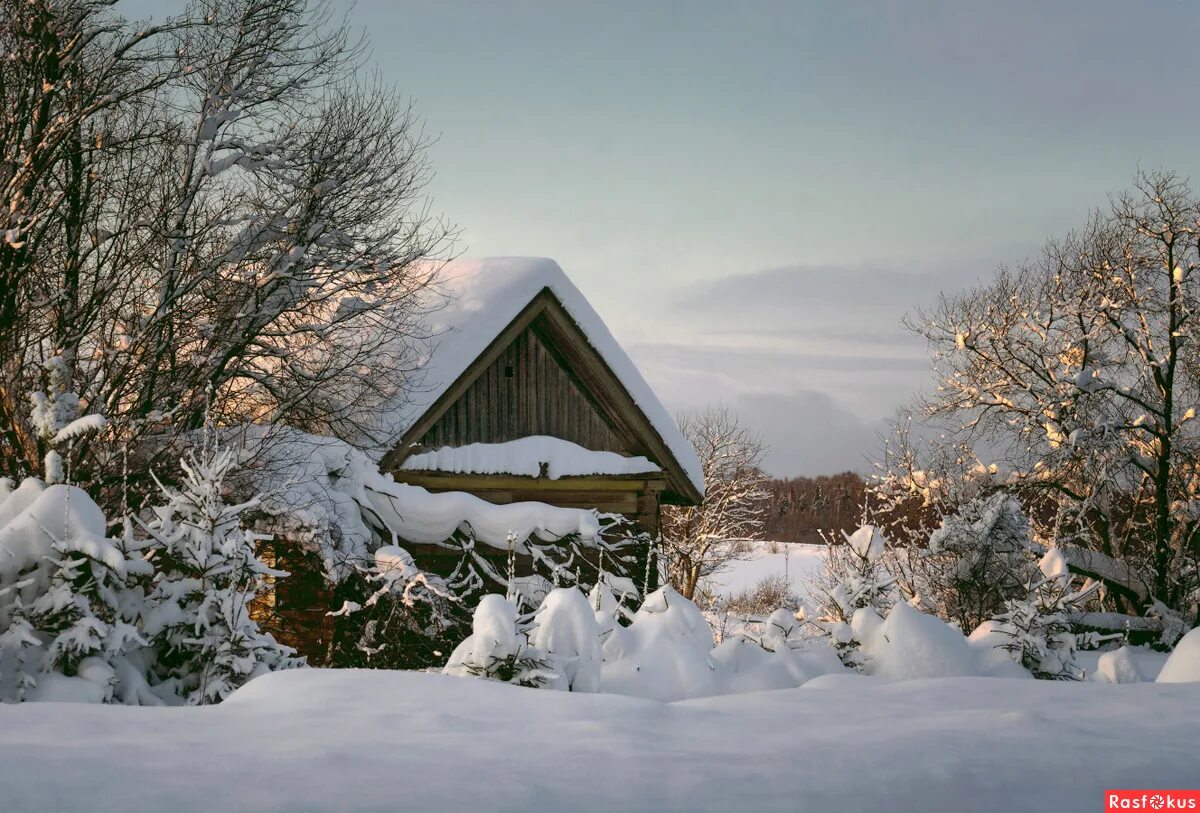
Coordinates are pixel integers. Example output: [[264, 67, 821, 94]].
[[383, 289, 702, 507], [418, 319, 625, 453]]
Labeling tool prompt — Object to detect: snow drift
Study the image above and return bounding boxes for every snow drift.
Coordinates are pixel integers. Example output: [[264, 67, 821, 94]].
[[0, 668, 1197, 813]]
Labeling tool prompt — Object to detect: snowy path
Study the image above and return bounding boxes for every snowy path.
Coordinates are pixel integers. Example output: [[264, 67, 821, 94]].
[[1, 669, 1196, 813]]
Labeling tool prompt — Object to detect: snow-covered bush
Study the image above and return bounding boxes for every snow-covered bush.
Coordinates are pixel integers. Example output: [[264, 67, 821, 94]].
[[444, 595, 552, 687], [600, 585, 718, 701], [0, 481, 152, 703], [984, 549, 1112, 680], [528, 587, 602, 692], [921, 493, 1036, 631], [327, 546, 465, 670], [141, 441, 300, 704], [816, 525, 896, 668]]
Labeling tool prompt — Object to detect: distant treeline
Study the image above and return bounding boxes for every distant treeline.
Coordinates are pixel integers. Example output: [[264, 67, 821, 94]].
[[761, 472, 865, 546]]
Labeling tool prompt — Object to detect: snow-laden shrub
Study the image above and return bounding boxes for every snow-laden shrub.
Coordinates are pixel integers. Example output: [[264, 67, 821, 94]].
[[983, 549, 1112, 680], [816, 525, 896, 669], [327, 545, 465, 670], [922, 493, 1036, 631], [529, 587, 602, 692], [600, 585, 717, 702], [1157, 627, 1200, 683], [141, 441, 301, 704], [444, 595, 552, 687], [862, 603, 986, 680], [0, 481, 153, 703]]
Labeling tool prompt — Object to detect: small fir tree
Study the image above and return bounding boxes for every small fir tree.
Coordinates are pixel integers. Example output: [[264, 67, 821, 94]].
[[817, 525, 896, 669], [141, 439, 299, 704], [990, 548, 1115, 680]]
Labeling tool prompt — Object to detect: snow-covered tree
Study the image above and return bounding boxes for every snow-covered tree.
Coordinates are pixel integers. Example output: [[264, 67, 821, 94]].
[[988, 549, 1114, 680], [920, 492, 1037, 631], [0, 481, 153, 703], [0, 0, 452, 506], [29, 355, 107, 485], [528, 587, 603, 692], [816, 525, 896, 668], [141, 440, 299, 704], [661, 406, 770, 600], [443, 594, 552, 688], [903, 171, 1200, 620]]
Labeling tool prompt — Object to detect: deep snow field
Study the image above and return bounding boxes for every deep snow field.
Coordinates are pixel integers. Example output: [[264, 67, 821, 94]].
[[1, 668, 1197, 813], [708, 541, 827, 604]]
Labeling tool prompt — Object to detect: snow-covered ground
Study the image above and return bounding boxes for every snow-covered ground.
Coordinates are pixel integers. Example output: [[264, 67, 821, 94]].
[[1, 668, 1196, 813], [706, 541, 827, 604]]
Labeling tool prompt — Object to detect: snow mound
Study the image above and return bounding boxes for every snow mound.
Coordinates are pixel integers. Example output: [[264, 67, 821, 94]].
[[1157, 627, 1200, 683], [530, 587, 603, 692], [1095, 646, 1146, 684], [601, 586, 717, 701], [4, 668, 1200, 813], [401, 436, 660, 479], [867, 603, 994, 680]]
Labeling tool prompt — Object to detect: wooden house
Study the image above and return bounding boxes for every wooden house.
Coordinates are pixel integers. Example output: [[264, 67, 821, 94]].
[[252, 258, 703, 661], [379, 257, 704, 536]]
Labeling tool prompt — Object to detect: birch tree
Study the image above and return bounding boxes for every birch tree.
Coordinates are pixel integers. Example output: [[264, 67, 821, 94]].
[[661, 406, 770, 600]]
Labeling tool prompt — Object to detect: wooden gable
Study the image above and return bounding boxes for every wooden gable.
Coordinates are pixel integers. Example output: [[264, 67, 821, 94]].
[[383, 288, 702, 506], [417, 318, 625, 452]]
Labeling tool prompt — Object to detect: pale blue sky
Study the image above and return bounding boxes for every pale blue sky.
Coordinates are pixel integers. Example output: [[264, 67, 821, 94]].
[[122, 0, 1200, 475]]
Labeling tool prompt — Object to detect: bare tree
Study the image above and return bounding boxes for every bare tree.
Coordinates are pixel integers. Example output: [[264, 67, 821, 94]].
[[661, 406, 770, 600], [902, 170, 1200, 621], [0, 0, 453, 507]]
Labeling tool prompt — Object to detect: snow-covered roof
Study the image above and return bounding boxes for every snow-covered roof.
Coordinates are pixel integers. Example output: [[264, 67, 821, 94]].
[[390, 257, 703, 496], [400, 436, 661, 479]]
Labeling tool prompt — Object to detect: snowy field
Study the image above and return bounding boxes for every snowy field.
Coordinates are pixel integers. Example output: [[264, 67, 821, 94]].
[[0, 668, 1197, 813], [707, 541, 827, 604]]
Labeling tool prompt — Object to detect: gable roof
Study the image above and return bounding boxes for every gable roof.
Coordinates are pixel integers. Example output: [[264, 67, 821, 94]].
[[383, 257, 704, 501]]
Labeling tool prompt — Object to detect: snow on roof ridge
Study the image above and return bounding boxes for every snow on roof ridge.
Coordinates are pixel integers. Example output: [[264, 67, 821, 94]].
[[381, 256, 703, 496]]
